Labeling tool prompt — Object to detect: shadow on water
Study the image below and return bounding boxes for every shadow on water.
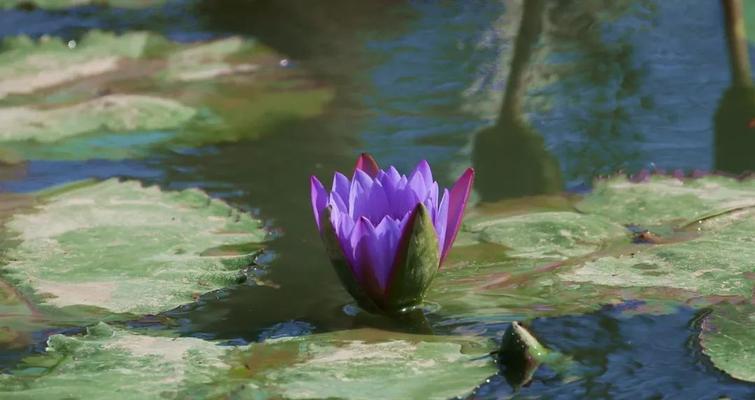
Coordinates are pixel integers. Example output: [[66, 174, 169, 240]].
[[472, 0, 562, 201], [715, 0, 755, 174]]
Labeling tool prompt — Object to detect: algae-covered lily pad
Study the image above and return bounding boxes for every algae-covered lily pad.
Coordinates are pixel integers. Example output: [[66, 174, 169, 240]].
[[700, 303, 755, 383], [0, 178, 267, 315], [0, 94, 196, 143], [0, 322, 236, 399], [0, 325, 495, 399], [0, 31, 333, 161], [433, 176, 755, 323], [0, 31, 162, 100], [229, 328, 496, 400]]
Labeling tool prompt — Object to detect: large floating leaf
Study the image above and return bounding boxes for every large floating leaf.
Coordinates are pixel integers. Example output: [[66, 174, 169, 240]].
[[560, 209, 755, 297], [0, 324, 495, 399], [0, 94, 196, 143], [226, 328, 496, 400], [700, 303, 755, 383], [0, 31, 163, 100], [0, 323, 238, 399], [576, 175, 755, 226], [0, 31, 333, 161], [463, 210, 626, 260], [0, 179, 267, 315], [432, 176, 755, 324]]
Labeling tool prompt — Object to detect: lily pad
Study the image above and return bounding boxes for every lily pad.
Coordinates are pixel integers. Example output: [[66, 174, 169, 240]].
[[0, 31, 164, 100], [432, 176, 755, 323], [0, 324, 496, 399], [0, 31, 333, 161], [0, 178, 267, 315], [576, 175, 755, 227], [163, 36, 261, 82], [0, 94, 196, 143], [0, 322, 239, 399], [227, 328, 496, 400], [700, 303, 755, 383], [560, 209, 755, 297]]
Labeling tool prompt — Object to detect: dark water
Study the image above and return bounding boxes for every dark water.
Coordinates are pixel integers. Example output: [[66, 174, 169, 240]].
[[1, 1, 754, 398]]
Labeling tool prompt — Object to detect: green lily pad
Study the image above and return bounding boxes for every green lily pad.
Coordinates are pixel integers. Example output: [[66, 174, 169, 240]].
[[0, 31, 333, 161], [0, 178, 267, 315], [162, 36, 261, 82], [432, 176, 755, 321], [0, 94, 196, 143], [0, 324, 496, 399], [560, 208, 755, 297], [0, 31, 165, 100], [577, 175, 755, 227], [227, 328, 496, 400], [0, 322, 240, 399], [700, 303, 755, 382], [463, 210, 626, 261]]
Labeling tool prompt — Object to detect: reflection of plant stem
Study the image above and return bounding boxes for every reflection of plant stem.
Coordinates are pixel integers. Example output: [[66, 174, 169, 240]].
[[390, 307, 434, 335], [722, 0, 752, 87], [0, 277, 43, 319], [499, 0, 546, 122]]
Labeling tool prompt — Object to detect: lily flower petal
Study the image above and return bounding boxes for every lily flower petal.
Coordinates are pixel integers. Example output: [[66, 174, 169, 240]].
[[442, 168, 475, 263], [310, 176, 328, 231], [354, 153, 380, 177], [311, 153, 474, 313], [332, 172, 351, 204]]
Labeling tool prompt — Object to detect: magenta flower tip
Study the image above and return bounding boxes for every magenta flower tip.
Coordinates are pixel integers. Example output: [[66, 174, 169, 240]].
[[354, 153, 380, 178]]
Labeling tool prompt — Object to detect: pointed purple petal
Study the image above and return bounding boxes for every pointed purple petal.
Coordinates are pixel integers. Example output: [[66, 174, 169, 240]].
[[441, 168, 474, 264], [434, 189, 449, 255], [330, 191, 348, 214], [310, 176, 328, 231], [353, 169, 374, 191], [347, 216, 372, 282], [370, 216, 401, 292], [348, 178, 365, 219], [410, 160, 433, 189], [407, 161, 430, 201], [332, 172, 350, 204], [354, 153, 380, 178]]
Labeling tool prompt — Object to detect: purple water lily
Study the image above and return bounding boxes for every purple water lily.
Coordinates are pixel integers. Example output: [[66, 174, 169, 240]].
[[310, 153, 474, 312]]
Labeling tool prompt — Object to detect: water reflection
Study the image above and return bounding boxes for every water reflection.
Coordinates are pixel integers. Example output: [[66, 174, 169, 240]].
[[714, 0, 755, 174], [470, 306, 755, 399], [472, 0, 562, 201]]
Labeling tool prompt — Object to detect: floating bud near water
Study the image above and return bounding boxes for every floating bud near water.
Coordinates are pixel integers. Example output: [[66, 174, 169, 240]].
[[310, 153, 474, 313]]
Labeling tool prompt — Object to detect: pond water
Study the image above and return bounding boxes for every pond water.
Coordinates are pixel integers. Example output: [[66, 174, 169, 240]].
[[1, 0, 754, 398]]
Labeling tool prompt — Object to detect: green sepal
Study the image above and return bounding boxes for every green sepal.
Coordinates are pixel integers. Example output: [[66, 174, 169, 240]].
[[319, 206, 380, 313], [383, 203, 440, 312]]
